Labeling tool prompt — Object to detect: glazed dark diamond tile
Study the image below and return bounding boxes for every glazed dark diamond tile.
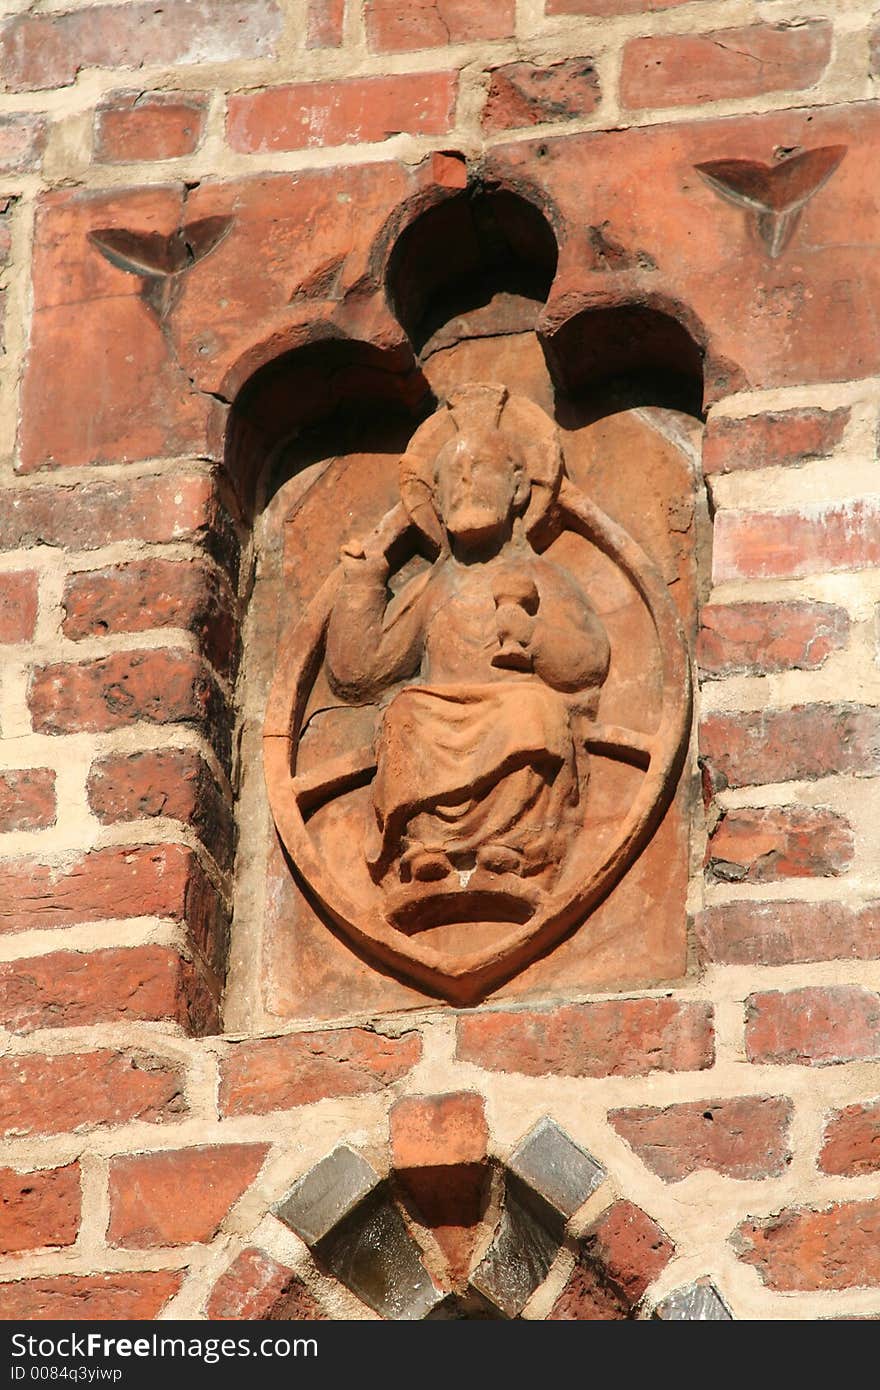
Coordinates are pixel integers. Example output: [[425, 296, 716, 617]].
[[653, 1279, 733, 1320], [316, 1188, 444, 1320], [273, 1146, 380, 1247], [508, 1117, 606, 1219], [471, 1173, 564, 1317]]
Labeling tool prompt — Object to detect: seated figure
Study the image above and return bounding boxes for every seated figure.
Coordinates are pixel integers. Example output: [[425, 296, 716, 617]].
[[325, 406, 611, 897]]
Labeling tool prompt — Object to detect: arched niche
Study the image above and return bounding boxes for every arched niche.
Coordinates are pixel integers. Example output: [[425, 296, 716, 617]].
[[221, 181, 710, 1029]]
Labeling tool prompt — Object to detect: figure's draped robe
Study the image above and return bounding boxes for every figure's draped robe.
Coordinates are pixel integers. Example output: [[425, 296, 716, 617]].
[[366, 681, 580, 877]]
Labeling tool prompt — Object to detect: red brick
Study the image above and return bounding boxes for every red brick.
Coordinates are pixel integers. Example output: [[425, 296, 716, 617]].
[[0, 2, 282, 93], [227, 73, 457, 153], [0, 768, 55, 832], [746, 986, 880, 1067], [703, 408, 849, 477], [365, 0, 513, 52], [207, 1247, 326, 1320], [706, 806, 853, 884], [456, 1000, 714, 1078], [820, 1100, 880, 1177], [0, 1050, 185, 1138], [548, 0, 693, 12], [0, 1271, 183, 1320], [390, 1092, 487, 1169], [0, 842, 221, 937], [94, 92, 209, 164], [0, 1163, 80, 1255], [219, 1029, 421, 1116], [0, 112, 45, 173], [482, 58, 600, 134], [700, 705, 880, 790], [550, 1200, 673, 1319], [714, 500, 880, 583], [308, 0, 345, 48], [698, 602, 849, 679], [108, 1144, 268, 1249], [0, 946, 218, 1035], [698, 900, 880, 967], [620, 23, 832, 111], [63, 559, 238, 677], [28, 650, 230, 758], [0, 474, 237, 570], [88, 749, 234, 870], [610, 1097, 792, 1182], [0, 570, 38, 643], [736, 1200, 880, 1291]]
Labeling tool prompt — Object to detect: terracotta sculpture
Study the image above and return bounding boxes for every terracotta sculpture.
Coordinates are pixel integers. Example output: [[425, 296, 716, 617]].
[[325, 406, 611, 896], [264, 385, 690, 1000]]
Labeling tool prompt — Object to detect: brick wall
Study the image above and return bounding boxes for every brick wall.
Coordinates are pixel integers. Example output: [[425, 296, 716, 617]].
[[1, 0, 879, 1320]]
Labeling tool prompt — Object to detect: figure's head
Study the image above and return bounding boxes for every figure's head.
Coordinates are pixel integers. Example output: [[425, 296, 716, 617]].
[[434, 428, 530, 550]]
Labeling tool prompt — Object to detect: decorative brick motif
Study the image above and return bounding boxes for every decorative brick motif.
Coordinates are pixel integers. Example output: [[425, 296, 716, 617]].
[[108, 1145, 268, 1248], [390, 1092, 488, 1169], [610, 1097, 792, 1181], [456, 1000, 714, 1078]]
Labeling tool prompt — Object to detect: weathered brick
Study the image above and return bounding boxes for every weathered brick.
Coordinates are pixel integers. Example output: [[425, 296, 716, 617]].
[[703, 408, 849, 477], [698, 900, 880, 968], [0, 768, 56, 832], [308, 0, 345, 48], [0, 1271, 183, 1320], [0, 112, 45, 173], [698, 602, 849, 679], [108, 1144, 268, 1249], [714, 500, 880, 582], [0, 946, 218, 1035], [456, 1000, 714, 1078], [820, 1100, 880, 1177], [0, 570, 38, 644], [0, 475, 237, 571], [482, 58, 600, 133], [0, 2, 282, 93], [227, 73, 457, 153], [550, 1200, 673, 1319], [88, 749, 234, 870], [28, 650, 231, 764], [391, 1092, 488, 1169], [548, 0, 693, 12], [365, 0, 514, 52], [706, 806, 854, 884], [63, 559, 238, 677], [0, 844, 222, 943], [219, 1029, 421, 1116], [610, 1097, 792, 1182], [0, 1163, 80, 1254], [94, 91, 209, 163], [736, 1200, 880, 1291], [207, 1247, 326, 1320], [0, 1050, 185, 1138], [746, 986, 880, 1067], [700, 705, 880, 790], [620, 23, 832, 111]]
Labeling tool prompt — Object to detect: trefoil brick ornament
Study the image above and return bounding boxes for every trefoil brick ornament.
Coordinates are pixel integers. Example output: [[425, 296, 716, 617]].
[[264, 385, 691, 1001]]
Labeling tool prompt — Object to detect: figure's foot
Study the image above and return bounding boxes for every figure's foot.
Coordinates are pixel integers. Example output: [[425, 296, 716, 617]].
[[402, 845, 453, 882], [477, 842, 524, 876]]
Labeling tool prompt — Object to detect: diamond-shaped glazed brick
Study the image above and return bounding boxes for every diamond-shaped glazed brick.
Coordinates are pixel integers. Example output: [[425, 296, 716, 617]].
[[653, 1279, 733, 1320], [508, 1117, 606, 1219], [273, 1146, 380, 1247]]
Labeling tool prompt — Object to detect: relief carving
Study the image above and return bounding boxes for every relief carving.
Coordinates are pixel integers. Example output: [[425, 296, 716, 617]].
[[264, 385, 691, 1002]]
